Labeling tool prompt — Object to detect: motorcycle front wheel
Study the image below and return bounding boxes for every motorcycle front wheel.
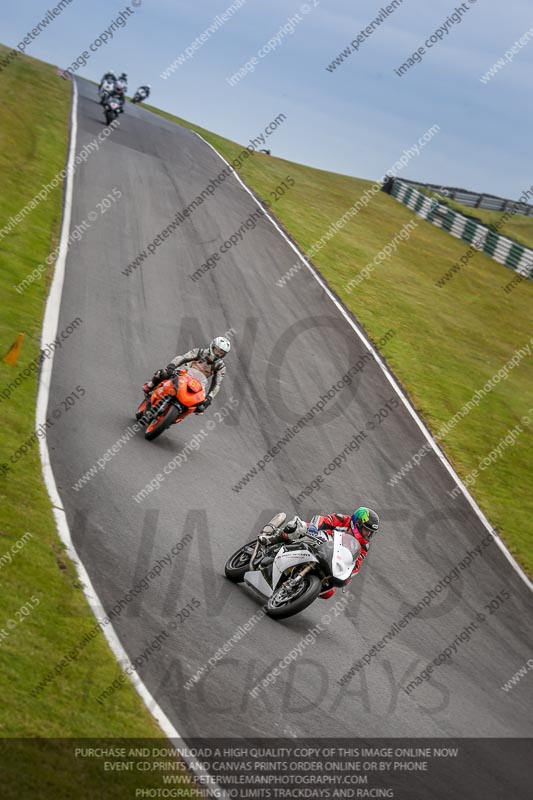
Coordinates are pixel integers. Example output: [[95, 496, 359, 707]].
[[144, 403, 180, 440], [266, 574, 322, 620]]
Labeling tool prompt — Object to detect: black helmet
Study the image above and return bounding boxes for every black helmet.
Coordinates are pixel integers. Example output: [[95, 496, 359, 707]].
[[351, 507, 379, 539]]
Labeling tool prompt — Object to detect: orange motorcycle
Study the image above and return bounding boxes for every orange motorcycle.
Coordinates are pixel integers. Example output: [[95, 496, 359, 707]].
[[135, 367, 207, 441]]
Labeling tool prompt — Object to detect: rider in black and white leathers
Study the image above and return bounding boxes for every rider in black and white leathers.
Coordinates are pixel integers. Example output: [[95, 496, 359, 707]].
[[144, 337, 230, 413]]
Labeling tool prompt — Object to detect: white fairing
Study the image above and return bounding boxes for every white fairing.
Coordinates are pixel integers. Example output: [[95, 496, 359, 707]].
[[272, 547, 318, 590], [241, 529, 358, 601], [332, 530, 360, 580], [244, 570, 273, 598]]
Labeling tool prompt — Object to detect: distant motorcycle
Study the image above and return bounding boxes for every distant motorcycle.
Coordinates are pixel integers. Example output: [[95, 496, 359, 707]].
[[103, 96, 121, 125], [135, 367, 207, 441], [224, 513, 360, 620], [132, 87, 149, 104]]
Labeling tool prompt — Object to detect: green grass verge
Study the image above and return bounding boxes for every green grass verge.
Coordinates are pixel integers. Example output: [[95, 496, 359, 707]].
[[0, 47, 199, 797], [145, 105, 533, 575]]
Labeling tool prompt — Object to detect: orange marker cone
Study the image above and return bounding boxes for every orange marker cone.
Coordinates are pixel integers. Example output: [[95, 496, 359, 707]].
[[3, 333, 24, 366]]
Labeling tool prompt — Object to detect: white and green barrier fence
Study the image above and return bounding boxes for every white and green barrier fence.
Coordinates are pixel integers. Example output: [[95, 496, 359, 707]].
[[390, 180, 533, 279], [398, 178, 533, 216]]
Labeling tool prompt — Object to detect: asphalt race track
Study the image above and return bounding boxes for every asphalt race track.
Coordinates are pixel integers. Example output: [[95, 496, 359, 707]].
[[47, 78, 533, 752]]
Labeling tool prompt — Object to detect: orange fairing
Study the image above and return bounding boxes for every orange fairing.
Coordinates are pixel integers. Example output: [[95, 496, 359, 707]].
[[177, 373, 205, 407], [188, 377, 202, 394], [151, 380, 174, 404]]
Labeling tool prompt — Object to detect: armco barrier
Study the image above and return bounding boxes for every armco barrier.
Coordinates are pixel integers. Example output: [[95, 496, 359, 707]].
[[399, 178, 533, 217], [390, 180, 533, 279]]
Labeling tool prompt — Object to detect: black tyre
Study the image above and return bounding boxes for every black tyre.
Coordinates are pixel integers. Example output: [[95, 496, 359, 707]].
[[135, 398, 148, 421], [144, 403, 180, 440], [224, 540, 258, 582], [266, 574, 322, 620], [105, 109, 116, 125]]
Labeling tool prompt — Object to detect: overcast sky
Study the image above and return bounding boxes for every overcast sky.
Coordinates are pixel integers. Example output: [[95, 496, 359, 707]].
[[3, 0, 532, 198]]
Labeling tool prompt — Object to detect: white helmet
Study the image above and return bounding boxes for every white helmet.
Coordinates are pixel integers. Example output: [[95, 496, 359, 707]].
[[208, 336, 231, 361]]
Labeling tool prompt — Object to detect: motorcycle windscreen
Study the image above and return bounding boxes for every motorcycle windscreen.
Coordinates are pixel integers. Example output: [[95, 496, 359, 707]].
[[188, 366, 208, 389], [332, 532, 360, 580]]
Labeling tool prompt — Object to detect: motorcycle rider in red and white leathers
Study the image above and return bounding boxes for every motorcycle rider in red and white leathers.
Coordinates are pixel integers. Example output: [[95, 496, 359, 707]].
[[99, 70, 116, 90], [111, 80, 127, 113], [144, 336, 230, 414], [259, 507, 380, 599]]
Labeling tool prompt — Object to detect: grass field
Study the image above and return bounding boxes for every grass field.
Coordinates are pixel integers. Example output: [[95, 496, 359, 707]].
[[146, 105, 533, 576], [0, 46, 200, 798]]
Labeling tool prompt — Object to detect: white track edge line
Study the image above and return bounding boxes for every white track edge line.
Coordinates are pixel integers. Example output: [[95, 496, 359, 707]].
[[194, 131, 532, 593], [35, 80, 229, 799]]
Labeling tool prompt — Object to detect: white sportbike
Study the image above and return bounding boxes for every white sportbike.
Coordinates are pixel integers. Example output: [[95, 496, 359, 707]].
[[224, 513, 360, 620], [99, 78, 115, 105]]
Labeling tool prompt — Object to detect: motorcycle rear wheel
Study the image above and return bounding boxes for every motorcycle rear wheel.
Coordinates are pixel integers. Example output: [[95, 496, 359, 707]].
[[144, 404, 180, 440], [224, 540, 258, 582], [266, 574, 322, 620]]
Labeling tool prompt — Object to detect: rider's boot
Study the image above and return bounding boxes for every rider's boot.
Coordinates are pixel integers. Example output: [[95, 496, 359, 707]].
[[258, 512, 287, 546]]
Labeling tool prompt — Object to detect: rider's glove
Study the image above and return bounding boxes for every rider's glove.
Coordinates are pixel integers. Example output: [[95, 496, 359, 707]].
[[153, 368, 169, 382], [307, 526, 328, 542], [195, 397, 211, 414]]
